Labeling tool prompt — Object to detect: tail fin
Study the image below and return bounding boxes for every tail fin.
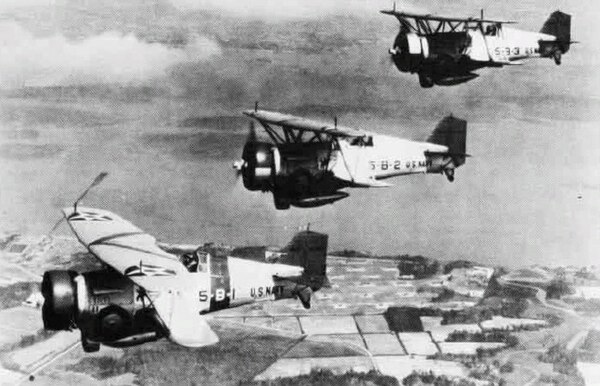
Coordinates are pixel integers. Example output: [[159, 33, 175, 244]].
[[540, 11, 571, 54], [427, 115, 467, 160], [279, 230, 329, 290]]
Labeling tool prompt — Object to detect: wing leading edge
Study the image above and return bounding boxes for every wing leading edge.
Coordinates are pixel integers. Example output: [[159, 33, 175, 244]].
[[380, 9, 515, 25], [243, 109, 366, 137]]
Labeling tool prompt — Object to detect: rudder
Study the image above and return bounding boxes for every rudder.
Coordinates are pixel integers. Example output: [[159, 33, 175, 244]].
[[427, 115, 467, 161], [540, 11, 571, 53], [278, 230, 329, 290]]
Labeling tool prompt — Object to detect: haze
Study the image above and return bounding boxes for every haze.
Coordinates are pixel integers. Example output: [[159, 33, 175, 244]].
[[0, 0, 598, 268]]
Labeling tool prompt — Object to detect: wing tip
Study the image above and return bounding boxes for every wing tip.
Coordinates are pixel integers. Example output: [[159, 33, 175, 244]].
[[170, 332, 219, 348]]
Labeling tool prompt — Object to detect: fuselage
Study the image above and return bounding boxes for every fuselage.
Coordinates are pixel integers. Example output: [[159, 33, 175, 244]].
[[173, 249, 306, 314], [329, 134, 449, 183], [477, 27, 555, 62]]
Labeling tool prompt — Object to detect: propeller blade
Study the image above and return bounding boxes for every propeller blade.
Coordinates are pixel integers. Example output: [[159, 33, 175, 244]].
[[74, 172, 109, 208], [233, 160, 244, 178], [45, 172, 109, 238], [234, 122, 256, 180], [47, 216, 65, 235], [90, 171, 109, 188]]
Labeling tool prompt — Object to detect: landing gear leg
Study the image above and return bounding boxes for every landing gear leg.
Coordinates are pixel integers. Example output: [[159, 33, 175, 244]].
[[81, 332, 100, 353], [418, 72, 435, 88], [444, 169, 455, 182], [553, 51, 562, 65], [273, 195, 290, 210]]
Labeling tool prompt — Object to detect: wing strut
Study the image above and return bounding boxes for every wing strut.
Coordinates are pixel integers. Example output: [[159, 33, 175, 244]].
[[335, 138, 355, 184]]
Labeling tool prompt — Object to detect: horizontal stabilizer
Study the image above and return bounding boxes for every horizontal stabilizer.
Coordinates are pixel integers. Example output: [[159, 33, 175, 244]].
[[426, 151, 471, 158], [494, 60, 524, 65]]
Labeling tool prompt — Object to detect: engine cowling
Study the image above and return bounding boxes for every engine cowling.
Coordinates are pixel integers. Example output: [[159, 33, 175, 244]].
[[390, 32, 429, 72], [241, 141, 278, 191], [41, 270, 77, 330], [390, 31, 472, 78], [41, 269, 165, 349]]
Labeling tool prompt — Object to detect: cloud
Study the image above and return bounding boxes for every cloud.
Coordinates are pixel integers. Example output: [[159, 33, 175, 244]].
[[0, 0, 55, 12], [170, 0, 425, 20], [0, 22, 220, 88]]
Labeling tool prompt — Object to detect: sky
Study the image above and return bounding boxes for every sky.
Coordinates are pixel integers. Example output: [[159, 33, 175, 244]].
[[0, 0, 598, 268]]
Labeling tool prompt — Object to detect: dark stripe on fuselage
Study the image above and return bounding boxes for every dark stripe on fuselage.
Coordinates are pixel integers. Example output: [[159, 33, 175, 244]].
[[209, 250, 231, 312]]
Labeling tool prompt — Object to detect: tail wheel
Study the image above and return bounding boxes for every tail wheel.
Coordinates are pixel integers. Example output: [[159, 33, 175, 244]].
[[296, 286, 312, 309], [444, 168, 455, 182], [553, 51, 562, 65]]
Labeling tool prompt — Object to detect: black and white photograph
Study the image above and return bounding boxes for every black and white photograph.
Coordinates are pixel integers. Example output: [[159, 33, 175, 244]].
[[0, 0, 598, 385]]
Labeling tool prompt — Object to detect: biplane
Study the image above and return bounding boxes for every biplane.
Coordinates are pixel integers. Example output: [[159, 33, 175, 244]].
[[42, 201, 328, 352], [381, 8, 573, 87], [234, 106, 468, 210]]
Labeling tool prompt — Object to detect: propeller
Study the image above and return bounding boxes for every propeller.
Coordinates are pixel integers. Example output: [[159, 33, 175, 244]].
[[233, 161, 244, 178], [233, 121, 256, 178], [73, 172, 109, 212], [387, 41, 402, 68], [387, 23, 408, 67], [45, 172, 109, 240]]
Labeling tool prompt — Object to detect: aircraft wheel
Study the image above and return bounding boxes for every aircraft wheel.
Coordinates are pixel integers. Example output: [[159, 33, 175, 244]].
[[291, 169, 313, 197], [553, 51, 562, 65], [81, 332, 100, 353], [418, 73, 434, 88], [273, 195, 290, 210]]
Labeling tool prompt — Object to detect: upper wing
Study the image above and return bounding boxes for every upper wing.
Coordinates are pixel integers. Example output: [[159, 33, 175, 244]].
[[64, 206, 218, 347], [63, 206, 184, 276], [243, 109, 366, 138], [380, 9, 515, 25]]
